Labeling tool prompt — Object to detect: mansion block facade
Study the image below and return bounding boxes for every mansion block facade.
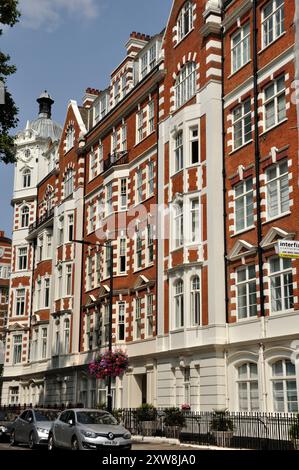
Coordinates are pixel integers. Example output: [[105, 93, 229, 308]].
[[1, 0, 299, 414]]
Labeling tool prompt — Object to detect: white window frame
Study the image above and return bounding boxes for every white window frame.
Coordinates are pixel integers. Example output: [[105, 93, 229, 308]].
[[117, 301, 125, 341], [234, 178, 254, 233], [119, 237, 127, 274], [266, 159, 289, 219], [146, 294, 154, 337], [174, 131, 183, 173], [12, 335, 22, 364], [66, 264, 72, 297], [89, 147, 97, 181], [174, 280, 184, 329], [18, 246, 28, 271], [236, 265, 257, 320], [21, 206, 30, 228], [148, 100, 155, 134], [231, 22, 251, 73], [263, 75, 286, 131], [135, 297, 142, 339], [121, 124, 127, 152], [136, 169, 143, 204], [262, 0, 285, 49], [41, 327, 48, 359], [63, 318, 70, 354], [147, 161, 154, 197], [147, 224, 154, 265], [177, 1, 194, 43], [22, 168, 31, 188], [271, 359, 298, 413], [87, 256, 93, 291], [232, 99, 252, 149], [269, 257, 293, 313], [65, 125, 75, 152], [15, 288, 25, 316], [64, 169, 74, 198], [136, 110, 143, 144], [175, 62, 196, 109], [119, 178, 127, 211], [174, 202, 184, 249], [44, 278, 50, 308], [135, 230, 143, 270], [106, 182, 113, 216], [190, 198, 199, 243], [190, 275, 200, 325], [237, 363, 259, 412]]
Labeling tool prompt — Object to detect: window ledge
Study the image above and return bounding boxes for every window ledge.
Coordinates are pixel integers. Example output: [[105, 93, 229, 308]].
[[174, 28, 195, 49], [228, 60, 252, 79], [263, 211, 291, 224], [229, 139, 253, 155], [260, 118, 288, 137], [258, 32, 286, 55], [231, 225, 255, 237]]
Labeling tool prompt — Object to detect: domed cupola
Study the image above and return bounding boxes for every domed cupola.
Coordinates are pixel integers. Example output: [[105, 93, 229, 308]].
[[28, 91, 62, 142]]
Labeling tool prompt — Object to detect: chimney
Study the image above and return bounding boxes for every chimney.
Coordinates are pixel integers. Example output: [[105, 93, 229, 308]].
[[126, 32, 151, 57], [82, 88, 101, 108]]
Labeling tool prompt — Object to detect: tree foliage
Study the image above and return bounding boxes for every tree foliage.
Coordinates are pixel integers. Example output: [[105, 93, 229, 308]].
[[0, 0, 20, 164]]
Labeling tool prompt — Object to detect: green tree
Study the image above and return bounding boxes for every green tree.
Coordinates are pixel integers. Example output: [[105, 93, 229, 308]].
[[0, 0, 20, 164]]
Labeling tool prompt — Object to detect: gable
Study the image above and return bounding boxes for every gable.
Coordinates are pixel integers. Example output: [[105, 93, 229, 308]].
[[227, 239, 257, 261], [260, 227, 295, 249]]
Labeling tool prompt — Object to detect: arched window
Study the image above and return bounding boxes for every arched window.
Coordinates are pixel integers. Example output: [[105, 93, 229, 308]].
[[22, 168, 31, 188], [64, 169, 74, 198], [191, 276, 200, 325], [64, 319, 70, 354], [177, 1, 193, 42], [237, 363, 259, 412], [65, 125, 75, 152], [174, 279, 184, 328], [21, 206, 30, 228], [175, 62, 196, 110], [272, 359, 298, 413]]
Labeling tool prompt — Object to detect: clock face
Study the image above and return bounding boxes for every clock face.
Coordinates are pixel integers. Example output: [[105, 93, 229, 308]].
[[0, 248, 4, 258]]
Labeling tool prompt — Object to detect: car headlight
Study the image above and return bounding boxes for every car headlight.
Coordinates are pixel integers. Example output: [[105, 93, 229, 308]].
[[123, 432, 131, 440], [37, 427, 49, 435], [81, 430, 97, 439], [0, 426, 8, 433]]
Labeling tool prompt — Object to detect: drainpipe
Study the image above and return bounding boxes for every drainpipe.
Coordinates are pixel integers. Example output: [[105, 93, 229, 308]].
[[28, 238, 36, 362], [253, 0, 265, 317], [221, 5, 229, 324]]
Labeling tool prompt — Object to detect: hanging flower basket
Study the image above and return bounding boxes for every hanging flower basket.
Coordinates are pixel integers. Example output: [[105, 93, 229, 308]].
[[88, 349, 129, 380]]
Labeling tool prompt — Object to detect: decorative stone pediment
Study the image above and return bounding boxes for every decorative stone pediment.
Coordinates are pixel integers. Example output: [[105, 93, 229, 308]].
[[98, 285, 110, 299], [227, 239, 257, 261], [8, 322, 27, 332], [86, 294, 96, 306], [260, 227, 295, 249], [133, 275, 155, 292]]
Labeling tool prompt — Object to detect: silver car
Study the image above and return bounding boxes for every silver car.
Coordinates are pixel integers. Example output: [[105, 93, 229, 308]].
[[10, 408, 58, 449], [48, 409, 132, 451]]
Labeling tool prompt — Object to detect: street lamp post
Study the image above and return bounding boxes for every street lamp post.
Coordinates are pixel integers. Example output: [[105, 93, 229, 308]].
[[73, 238, 114, 413]]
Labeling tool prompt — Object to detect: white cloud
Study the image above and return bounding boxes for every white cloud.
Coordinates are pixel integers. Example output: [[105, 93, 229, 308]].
[[19, 0, 99, 32]]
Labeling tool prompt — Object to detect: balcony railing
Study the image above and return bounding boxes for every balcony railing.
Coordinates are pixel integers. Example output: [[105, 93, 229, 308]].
[[28, 207, 54, 234], [103, 151, 128, 173]]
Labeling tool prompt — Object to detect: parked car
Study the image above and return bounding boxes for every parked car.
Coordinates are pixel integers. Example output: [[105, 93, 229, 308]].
[[48, 408, 132, 451], [10, 408, 59, 449], [0, 411, 16, 442]]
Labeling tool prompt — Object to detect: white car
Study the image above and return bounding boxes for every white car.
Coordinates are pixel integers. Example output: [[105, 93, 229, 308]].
[[48, 409, 132, 451]]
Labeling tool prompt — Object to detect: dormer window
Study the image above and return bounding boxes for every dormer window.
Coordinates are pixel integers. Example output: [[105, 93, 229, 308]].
[[177, 1, 193, 43], [140, 43, 157, 80], [65, 125, 75, 152]]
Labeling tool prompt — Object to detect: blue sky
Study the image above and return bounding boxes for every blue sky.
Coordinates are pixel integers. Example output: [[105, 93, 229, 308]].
[[0, 0, 173, 237]]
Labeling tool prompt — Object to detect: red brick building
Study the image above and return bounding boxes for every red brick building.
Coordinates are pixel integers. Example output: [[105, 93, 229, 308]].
[[1, 0, 298, 413], [0, 231, 11, 365]]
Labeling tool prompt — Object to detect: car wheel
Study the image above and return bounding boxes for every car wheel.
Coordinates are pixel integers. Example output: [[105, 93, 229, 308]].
[[28, 432, 36, 450], [71, 436, 79, 451], [10, 430, 17, 447], [48, 434, 56, 451]]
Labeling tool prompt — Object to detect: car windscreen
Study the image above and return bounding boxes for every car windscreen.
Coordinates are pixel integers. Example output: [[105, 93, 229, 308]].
[[76, 411, 118, 425], [34, 410, 58, 422], [0, 411, 8, 421]]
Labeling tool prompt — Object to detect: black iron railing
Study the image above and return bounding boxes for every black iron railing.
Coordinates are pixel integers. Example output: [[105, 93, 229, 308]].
[[0, 405, 298, 450], [28, 208, 54, 233], [103, 152, 128, 173]]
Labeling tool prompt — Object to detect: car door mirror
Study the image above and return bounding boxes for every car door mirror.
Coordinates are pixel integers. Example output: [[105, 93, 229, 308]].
[[27, 416, 33, 423], [68, 419, 74, 426]]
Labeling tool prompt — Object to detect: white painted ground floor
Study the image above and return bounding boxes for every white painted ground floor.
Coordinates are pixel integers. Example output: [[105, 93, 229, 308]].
[[1, 336, 299, 413]]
